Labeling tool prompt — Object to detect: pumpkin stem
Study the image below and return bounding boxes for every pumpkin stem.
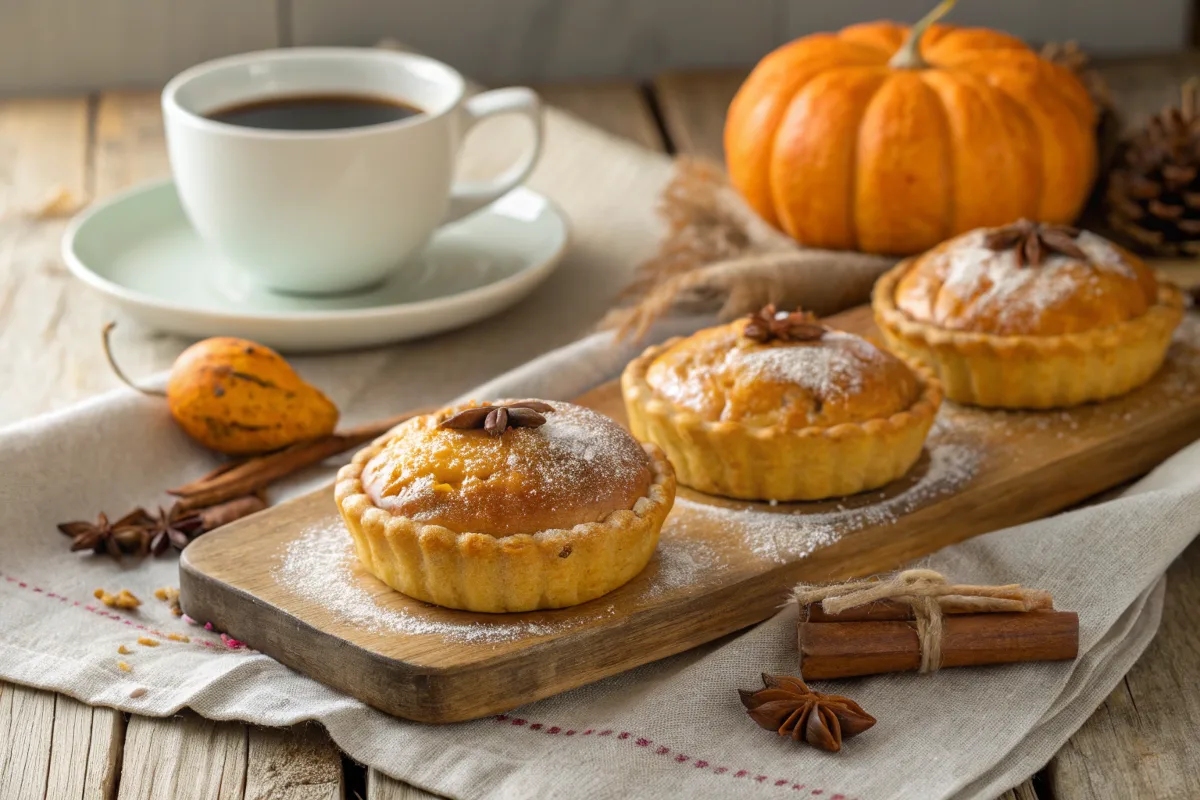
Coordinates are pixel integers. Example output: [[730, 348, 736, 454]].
[[102, 321, 168, 397], [889, 0, 957, 69]]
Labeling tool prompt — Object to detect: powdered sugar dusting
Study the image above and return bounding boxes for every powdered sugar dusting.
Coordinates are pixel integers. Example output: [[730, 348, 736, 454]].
[[736, 332, 879, 399], [936, 230, 1135, 326], [538, 403, 645, 478], [275, 519, 598, 642], [675, 439, 981, 564], [274, 519, 729, 643], [642, 536, 727, 599]]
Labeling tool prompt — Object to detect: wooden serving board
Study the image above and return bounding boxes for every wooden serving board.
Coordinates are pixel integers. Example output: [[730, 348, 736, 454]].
[[180, 306, 1200, 723]]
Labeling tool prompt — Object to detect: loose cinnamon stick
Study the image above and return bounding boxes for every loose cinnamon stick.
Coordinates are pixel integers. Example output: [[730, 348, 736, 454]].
[[168, 410, 427, 511], [798, 611, 1079, 680]]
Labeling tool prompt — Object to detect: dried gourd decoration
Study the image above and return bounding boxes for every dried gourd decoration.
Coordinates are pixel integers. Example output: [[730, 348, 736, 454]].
[[103, 322, 338, 456]]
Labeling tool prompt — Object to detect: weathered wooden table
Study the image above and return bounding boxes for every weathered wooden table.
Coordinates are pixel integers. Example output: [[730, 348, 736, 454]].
[[3, 57, 1200, 800]]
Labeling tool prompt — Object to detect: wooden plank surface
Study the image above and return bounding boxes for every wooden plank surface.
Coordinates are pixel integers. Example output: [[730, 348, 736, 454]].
[[0, 684, 56, 800], [652, 69, 746, 161], [535, 83, 664, 151], [0, 685, 124, 800], [0, 97, 96, 423], [998, 780, 1041, 800], [46, 695, 125, 800], [245, 725, 345, 800], [369, 768, 439, 800], [118, 714, 248, 800]]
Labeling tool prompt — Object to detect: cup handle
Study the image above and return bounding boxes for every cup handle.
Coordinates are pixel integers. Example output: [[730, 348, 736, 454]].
[[443, 87, 544, 224]]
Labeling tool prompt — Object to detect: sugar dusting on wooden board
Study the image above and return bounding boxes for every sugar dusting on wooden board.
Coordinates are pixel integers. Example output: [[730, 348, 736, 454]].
[[943, 315, 1200, 443], [275, 520, 727, 643], [673, 439, 981, 564], [275, 440, 981, 639]]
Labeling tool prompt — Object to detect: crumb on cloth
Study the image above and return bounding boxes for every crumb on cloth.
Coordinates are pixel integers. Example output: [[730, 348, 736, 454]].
[[155, 586, 182, 616], [94, 588, 141, 609]]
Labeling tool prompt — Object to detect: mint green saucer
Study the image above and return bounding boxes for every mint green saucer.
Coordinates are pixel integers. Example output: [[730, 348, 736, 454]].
[[62, 180, 568, 352]]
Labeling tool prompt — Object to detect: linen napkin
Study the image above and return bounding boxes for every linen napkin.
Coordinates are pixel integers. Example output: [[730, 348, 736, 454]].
[[2, 310, 1199, 800]]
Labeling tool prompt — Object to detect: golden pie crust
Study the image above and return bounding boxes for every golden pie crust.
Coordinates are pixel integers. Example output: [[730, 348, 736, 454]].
[[873, 229, 1185, 409], [335, 400, 675, 613], [621, 320, 942, 501]]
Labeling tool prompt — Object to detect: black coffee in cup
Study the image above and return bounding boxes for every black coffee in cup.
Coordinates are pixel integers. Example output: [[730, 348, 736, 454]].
[[206, 94, 422, 131]]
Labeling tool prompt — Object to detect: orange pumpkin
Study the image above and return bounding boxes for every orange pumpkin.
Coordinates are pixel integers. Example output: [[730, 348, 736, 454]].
[[724, 0, 1097, 255]]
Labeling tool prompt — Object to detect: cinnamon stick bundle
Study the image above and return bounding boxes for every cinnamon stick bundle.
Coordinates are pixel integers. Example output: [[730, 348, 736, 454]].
[[794, 570, 1079, 680], [798, 610, 1079, 680]]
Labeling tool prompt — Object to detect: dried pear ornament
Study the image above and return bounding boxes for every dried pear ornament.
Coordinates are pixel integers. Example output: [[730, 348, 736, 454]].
[[103, 323, 339, 456]]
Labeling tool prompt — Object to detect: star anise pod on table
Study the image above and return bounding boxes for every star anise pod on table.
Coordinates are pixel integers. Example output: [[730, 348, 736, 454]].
[[743, 305, 827, 344], [982, 219, 1088, 268], [439, 401, 556, 437], [144, 505, 203, 556], [739, 673, 876, 753], [58, 509, 154, 561]]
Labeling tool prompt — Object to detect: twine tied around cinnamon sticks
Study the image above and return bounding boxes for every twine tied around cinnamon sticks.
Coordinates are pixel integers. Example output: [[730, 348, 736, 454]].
[[794, 569, 1055, 674]]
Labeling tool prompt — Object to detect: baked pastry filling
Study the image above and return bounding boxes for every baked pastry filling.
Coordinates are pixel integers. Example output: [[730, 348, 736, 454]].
[[362, 401, 654, 536]]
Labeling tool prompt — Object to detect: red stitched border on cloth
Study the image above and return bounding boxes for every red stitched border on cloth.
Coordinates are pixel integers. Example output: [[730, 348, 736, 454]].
[[493, 714, 853, 798], [2, 571, 855, 797], [2, 572, 227, 652]]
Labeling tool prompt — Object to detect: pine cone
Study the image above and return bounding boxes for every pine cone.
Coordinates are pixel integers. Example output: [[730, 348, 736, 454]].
[[1105, 79, 1200, 256]]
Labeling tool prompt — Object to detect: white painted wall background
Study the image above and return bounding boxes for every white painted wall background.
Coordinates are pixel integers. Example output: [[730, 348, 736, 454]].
[[0, 0, 1191, 95]]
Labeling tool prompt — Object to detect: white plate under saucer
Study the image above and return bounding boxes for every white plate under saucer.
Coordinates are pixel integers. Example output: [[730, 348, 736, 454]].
[[62, 179, 569, 352]]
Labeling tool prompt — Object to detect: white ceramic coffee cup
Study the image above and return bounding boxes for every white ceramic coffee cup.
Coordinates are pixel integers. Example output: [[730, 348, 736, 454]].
[[162, 48, 543, 295]]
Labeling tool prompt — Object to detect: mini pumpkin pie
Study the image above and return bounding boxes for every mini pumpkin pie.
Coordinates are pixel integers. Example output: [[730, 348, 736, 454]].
[[621, 307, 942, 502], [873, 220, 1185, 409], [335, 400, 675, 613]]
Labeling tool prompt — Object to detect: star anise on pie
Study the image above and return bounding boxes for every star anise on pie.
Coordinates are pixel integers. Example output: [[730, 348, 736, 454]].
[[739, 673, 876, 753], [439, 401, 556, 437], [982, 219, 1088, 268], [743, 305, 826, 343], [144, 505, 204, 556], [58, 509, 154, 561]]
